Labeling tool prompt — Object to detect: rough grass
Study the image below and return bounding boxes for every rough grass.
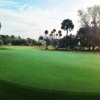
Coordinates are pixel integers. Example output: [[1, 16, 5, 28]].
[[0, 46, 100, 100], [33, 45, 55, 50]]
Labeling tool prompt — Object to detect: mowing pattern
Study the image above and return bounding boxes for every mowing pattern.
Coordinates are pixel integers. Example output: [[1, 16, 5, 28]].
[[0, 46, 100, 93]]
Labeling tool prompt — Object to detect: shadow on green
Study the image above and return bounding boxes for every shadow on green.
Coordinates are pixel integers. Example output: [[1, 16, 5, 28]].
[[0, 79, 100, 100], [0, 47, 12, 50]]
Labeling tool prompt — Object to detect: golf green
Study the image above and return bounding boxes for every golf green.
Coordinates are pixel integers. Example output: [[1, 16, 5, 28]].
[[0, 46, 100, 99]]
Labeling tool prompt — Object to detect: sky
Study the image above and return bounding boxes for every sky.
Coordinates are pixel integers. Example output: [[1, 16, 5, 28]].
[[0, 0, 100, 40]]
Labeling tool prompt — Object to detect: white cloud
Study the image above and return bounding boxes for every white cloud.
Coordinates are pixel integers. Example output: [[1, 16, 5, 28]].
[[0, 0, 18, 7], [0, 8, 66, 39], [0, 0, 100, 40], [0, 6, 79, 40], [18, 4, 34, 11], [81, 0, 100, 7]]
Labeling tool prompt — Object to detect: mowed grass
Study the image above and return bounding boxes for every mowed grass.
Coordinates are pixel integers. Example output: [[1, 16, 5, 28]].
[[0, 46, 100, 100]]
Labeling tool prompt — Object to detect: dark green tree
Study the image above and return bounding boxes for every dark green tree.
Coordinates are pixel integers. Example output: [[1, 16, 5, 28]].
[[77, 27, 91, 50], [61, 19, 74, 36], [78, 5, 100, 51]]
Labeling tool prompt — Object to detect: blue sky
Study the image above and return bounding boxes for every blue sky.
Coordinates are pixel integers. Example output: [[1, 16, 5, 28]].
[[0, 0, 100, 39]]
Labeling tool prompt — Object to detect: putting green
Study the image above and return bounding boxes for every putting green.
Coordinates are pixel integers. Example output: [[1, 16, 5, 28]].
[[0, 46, 100, 93]]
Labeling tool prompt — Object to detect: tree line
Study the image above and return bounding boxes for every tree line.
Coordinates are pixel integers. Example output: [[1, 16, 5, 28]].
[[0, 35, 37, 46], [0, 5, 100, 51], [0, 22, 38, 46], [38, 5, 100, 51]]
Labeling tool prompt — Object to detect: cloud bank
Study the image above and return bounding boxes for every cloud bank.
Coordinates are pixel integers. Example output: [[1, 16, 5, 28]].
[[0, 0, 100, 40]]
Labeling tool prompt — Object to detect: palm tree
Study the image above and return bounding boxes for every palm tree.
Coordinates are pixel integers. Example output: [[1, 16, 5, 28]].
[[56, 33, 58, 40], [44, 30, 48, 36], [39, 36, 44, 40], [58, 30, 62, 39], [57, 30, 62, 48], [53, 29, 56, 33], [52, 29, 56, 39], [61, 19, 74, 36], [44, 30, 49, 49], [49, 30, 54, 39]]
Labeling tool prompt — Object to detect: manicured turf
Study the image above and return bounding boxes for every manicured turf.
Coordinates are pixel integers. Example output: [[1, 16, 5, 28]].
[[0, 46, 100, 100]]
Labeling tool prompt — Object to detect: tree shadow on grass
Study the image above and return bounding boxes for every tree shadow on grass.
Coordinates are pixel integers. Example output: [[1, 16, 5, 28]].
[[0, 79, 100, 100], [0, 47, 12, 50]]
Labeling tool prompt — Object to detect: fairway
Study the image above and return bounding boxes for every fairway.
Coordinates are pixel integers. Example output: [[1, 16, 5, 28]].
[[0, 46, 100, 100]]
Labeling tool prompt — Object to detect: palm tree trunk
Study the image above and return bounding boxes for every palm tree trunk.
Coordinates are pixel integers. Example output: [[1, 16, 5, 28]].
[[88, 45, 91, 51], [92, 46, 95, 51], [66, 30, 68, 36], [45, 44, 48, 50]]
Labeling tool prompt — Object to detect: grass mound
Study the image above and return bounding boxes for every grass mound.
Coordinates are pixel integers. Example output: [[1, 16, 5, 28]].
[[0, 79, 100, 100]]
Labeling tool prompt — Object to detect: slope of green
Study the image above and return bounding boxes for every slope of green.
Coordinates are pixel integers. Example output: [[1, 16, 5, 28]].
[[0, 46, 100, 99]]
